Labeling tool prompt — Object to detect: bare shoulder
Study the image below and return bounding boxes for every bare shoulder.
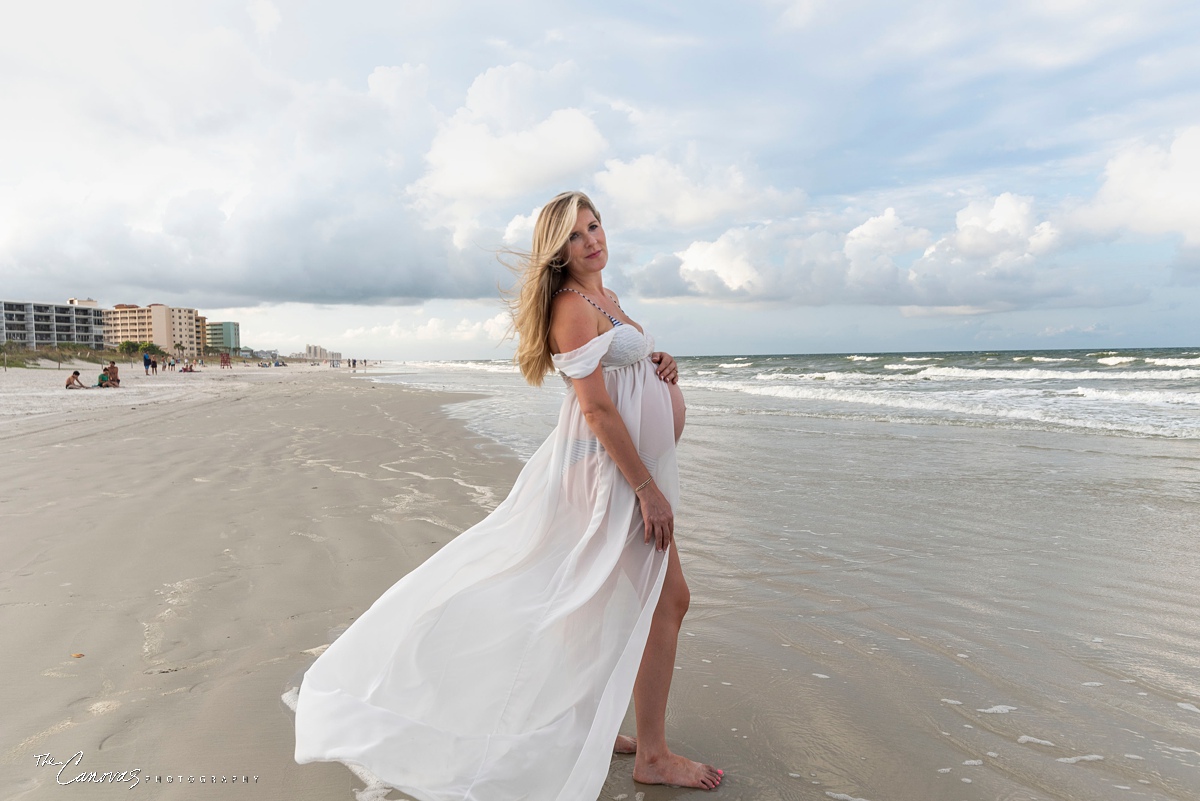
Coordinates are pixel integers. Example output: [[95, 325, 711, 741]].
[[549, 290, 605, 353], [550, 288, 592, 324]]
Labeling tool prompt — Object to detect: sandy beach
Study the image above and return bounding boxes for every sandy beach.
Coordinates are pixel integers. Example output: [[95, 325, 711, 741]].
[[1, 365, 521, 799], [3, 361, 1199, 800]]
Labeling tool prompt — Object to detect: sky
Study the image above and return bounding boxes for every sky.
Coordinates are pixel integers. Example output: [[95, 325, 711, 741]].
[[2, 0, 1198, 359]]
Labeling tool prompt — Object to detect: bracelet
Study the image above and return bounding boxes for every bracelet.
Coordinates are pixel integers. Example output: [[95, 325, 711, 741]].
[[634, 476, 654, 493]]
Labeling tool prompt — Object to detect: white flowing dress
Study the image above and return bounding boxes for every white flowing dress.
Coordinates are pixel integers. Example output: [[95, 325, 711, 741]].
[[293, 323, 676, 801]]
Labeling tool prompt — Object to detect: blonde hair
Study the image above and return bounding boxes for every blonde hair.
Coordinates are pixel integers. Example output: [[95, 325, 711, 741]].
[[507, 191, 601, 386]]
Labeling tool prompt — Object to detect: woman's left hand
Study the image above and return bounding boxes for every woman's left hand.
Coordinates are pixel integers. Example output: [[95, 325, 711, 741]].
[[650, 352, 679, 384]]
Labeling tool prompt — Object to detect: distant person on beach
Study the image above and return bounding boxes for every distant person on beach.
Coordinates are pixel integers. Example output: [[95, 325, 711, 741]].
[[65, 371, 87, 389], [97, 368, 114, 388], [106, 361, 121, 387], [294, 191, 716, 796], [150, 357, 158, 375], [143, 352, 150, 374]]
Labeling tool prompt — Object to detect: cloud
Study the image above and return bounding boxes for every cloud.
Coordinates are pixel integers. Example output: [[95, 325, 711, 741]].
[[1076, 126, 1200, 246], [412, 110, 605, 212], [900, 305, 1004, 317], [843, 208, 932, 299], [774, 0, 831, 28], [0, 17, 501, 308], [770, 1, 1172, 75], [676, 228, 764, 294], [594, 155, 798, 230], [633, 194, 1081, 309], [367, 64, 430, 108], [1037, 322, 1102, 337], [907, 193, 1061, 305], [407, 62, 609, 245], [246, 1, 281, 39], [502, 208, 539, 246], [629, 254, 694, 297], [3, 1, 1198, 355], [344, 312, 510, 343]]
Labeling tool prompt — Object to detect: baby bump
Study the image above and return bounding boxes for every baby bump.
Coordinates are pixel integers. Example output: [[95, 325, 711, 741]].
[[668, 381, 686, 443]]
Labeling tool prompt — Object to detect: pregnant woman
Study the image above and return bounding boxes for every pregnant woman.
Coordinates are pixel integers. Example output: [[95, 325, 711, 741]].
[[294, 190, 721, 798]]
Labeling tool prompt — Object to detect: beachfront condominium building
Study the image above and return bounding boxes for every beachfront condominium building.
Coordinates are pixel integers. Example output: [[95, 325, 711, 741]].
[[0, 297, 107, 351], [195, 315, 207, 353], [206, 321, 241, 353], [168, 306, 200, 356], [103, 303, 201, 357]]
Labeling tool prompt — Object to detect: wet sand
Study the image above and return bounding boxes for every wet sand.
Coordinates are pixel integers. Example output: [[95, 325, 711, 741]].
[[653, 395, 1200, 801]]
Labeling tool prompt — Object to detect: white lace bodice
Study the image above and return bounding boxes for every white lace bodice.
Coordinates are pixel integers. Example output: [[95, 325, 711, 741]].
[[552, 326, 655, 380], [601, 325, 654, 369]]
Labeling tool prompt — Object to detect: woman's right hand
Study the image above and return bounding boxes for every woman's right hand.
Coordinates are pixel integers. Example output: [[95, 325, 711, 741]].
[[638, 482, 674, 552]]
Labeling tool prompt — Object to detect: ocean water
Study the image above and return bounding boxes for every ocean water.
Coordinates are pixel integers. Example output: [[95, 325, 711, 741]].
[[371, 347, 1200, 801], [377, 346, 1200, 449], [682, 348, 1200, 440]]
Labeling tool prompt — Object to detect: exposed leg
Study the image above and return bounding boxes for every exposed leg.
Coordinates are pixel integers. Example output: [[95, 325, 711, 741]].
[[631, 544, 722, 789], [616, 387, 687, 758]]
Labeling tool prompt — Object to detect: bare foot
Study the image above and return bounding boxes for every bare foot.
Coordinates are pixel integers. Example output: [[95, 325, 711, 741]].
[[613, 735, 638, 754], [633, 752, 723, 790]]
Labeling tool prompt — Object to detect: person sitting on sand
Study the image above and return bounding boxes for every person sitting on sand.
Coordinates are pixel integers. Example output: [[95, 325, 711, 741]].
[[65, 371, 87, 389], [97, 368, 113, 388], [107, 361, 121, 387]]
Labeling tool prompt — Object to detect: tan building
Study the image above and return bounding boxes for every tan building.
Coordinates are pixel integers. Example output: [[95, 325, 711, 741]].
[[103, 304, 202, 357], [195, 315, 207, 354]]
